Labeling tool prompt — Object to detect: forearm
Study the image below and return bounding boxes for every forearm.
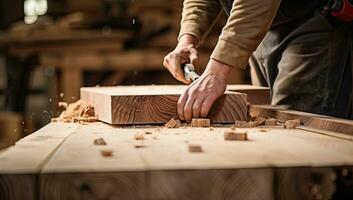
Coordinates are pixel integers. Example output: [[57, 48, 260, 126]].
[[211, 0, 282, 69], [178, 0, 222, 45]]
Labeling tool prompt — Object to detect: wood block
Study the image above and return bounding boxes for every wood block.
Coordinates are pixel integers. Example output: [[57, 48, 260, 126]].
[[81, 85, 248, 125], [164, 118, 180, 128], [285, 119, 301, 129], [191, 118, 210, 127], [224, 131, 248, 141], [265, 118, 277, 126], [188, 144, 203, 153]]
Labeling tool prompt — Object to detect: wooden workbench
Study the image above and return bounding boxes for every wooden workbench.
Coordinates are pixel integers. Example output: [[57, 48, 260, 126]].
[[1, 106, 353, 199]]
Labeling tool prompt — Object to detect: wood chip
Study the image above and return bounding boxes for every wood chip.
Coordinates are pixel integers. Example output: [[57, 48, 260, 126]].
[[145, 131, 153, 135], [51, 118, 58, 122], [265, 118, 277, 126], [134, 133, 145, 140], [188, 144, 203, 153], [191, 118, 210, 127], [58, 102, 68, 109], [256, 117, 266, 125], [100, 149, 113, 157], [259, 129, 268, 132], [234, 121, 258, 128], [285, 119, 301, 129], [224, 131, 248, 141], [165, 118, 178, 128], [134, 145, 146, 149], [94, 138, 107, 145], [234, 121, 251, 128], [209, 127, 214, 131]]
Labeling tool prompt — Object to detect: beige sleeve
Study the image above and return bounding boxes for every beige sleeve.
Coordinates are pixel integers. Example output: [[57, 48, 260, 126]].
[[178, 0, 222, 43], [211, 0, 282, 69]]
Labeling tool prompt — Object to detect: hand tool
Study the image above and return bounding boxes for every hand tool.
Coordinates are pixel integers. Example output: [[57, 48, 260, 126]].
[[182, 63, 200, 82]]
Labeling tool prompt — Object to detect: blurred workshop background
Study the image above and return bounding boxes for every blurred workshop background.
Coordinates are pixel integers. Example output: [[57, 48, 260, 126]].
[[0, 0, 249, 149]]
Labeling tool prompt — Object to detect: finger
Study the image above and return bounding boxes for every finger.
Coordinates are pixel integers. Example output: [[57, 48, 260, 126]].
[[170, 56, 190, 84], [189, 48, 199, 67], [192, 96, 206, 118], [163, 56, 169, 68], [200, 95, 217, 118], [177, 90, 188, 121], [184, 94, 196, 123]]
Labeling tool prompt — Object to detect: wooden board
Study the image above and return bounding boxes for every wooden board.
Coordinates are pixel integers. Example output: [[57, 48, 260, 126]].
[[250, 105, 353, 138], [227, 85, 270, 105], [80, 85, 248, 125]]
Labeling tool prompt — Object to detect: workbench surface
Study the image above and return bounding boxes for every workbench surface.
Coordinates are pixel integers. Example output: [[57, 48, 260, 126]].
[[1, 122, 353, 174], [1, 121, 353, 199]]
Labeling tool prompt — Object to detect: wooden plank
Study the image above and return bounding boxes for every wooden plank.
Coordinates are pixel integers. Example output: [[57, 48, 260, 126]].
[[42, 123, 353, 174], [250, 105, 353, 137], [227, 84, 270, 105], [80, 85, 248, 125]]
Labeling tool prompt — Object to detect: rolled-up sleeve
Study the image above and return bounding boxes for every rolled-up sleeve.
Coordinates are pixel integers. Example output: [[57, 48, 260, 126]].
[[178, 0, 222, 41], [211, 0, 282, 69]]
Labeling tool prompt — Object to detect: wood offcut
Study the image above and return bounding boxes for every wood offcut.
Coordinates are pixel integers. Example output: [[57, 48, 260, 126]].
[[191, 118, 210, 127], [224, 131, 248, 141]]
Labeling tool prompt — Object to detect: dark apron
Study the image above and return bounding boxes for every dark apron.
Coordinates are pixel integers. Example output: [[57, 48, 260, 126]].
[[219, 0, 353, 119]]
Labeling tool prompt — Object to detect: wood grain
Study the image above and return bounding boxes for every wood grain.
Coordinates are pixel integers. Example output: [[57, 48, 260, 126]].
[[81, 85, 248, 125], [40, 172, 146, 200], [0, 175, 36, 200]]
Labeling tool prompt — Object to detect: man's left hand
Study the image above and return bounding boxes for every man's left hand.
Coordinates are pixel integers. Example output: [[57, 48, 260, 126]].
[[177, 59, 232, 122]]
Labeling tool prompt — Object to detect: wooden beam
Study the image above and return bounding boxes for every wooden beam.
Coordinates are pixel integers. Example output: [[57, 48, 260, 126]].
[[80, 85, 248, 125], [227, 85, 270, 105], [250, 105, 353, 137]]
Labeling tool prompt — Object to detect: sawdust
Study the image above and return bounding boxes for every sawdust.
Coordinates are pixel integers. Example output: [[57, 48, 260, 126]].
[[51, 100, 98, 123]]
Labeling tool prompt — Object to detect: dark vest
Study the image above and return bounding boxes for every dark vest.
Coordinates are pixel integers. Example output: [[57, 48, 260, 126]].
[[219, 0, 327, 27]]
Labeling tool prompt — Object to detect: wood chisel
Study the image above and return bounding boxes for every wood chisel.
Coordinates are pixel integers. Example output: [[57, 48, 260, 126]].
[[183, 63, 200, 82]]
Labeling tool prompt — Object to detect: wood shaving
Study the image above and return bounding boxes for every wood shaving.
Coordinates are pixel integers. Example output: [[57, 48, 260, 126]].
[[52, 100, 98, 124], [58, 102, 68, 109]]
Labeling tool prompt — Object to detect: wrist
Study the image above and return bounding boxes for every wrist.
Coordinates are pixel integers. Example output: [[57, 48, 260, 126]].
[[178, 34, 198, 47], [204, 58, 233, 82]]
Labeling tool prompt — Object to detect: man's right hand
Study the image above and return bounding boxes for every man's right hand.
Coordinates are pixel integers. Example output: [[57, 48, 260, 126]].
[[163, 34, 199, 84]]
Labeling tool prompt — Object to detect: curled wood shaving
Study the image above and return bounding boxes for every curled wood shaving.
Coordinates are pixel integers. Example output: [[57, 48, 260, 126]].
[[51, 100, 98, 124]]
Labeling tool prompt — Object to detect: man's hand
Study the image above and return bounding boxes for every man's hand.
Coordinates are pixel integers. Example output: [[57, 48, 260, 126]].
[[177, 59, 232, 122], [163, 34, 199, 84]]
